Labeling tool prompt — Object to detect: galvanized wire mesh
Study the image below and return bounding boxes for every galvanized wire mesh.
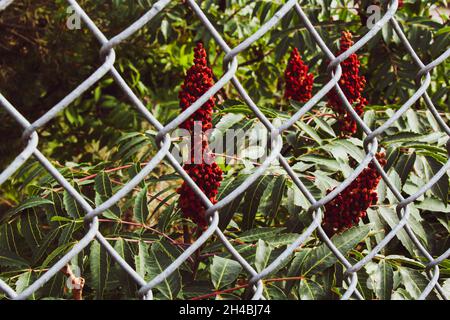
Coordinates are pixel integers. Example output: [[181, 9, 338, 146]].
[[0, 0, 449, 300]]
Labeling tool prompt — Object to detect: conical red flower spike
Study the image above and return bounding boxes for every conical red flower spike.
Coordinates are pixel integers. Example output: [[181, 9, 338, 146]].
[[322, 152, 386, 236], [327, 31, 368, 136], [178, 42, 216, 132], [284, 48, 314, 103], [177, 42, 223, 229]]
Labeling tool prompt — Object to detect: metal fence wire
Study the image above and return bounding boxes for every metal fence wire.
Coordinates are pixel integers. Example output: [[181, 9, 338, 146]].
[[0, 0, 449, 300]]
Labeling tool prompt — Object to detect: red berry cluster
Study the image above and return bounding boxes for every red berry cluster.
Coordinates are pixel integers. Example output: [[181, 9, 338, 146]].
[[177, 157, 223, 229], [177, 42, 223, 228], [284, 48, 314, 103], [179, 42, 216, 132], [322, 152, 387, 236], [327, 31, 368, 136]]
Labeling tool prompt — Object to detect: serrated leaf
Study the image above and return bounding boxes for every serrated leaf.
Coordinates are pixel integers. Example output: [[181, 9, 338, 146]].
[[386, 170, 402, 204], [314, 117, 336, 137], [217, 175, 248, 230], [63, 189, 82, 219], [298, 279, 327, 300], [90, 240, 110, 299], [301, 225, 372, 275], [297, 121, 322, 144], [134, 186, 149, 224], [1, 197, 52, 224], [95, 172, 113, 197], [10, 197, 53, 215], [255, 239, 272, 273], [416, 198, 450, 213], [378, 207, 416, 256], [242, 175, 273, 230], [41, 241, 74, 269], [265, 233, 300, 247], [399, 268, 431, 300], [15, 271, 33, 295], [0, 249, 29, 267], [286, 249, 311, 293], [395, 152, 416, 185], [376, 260, 394, 300], [21, 209, 43, 250], [135, 241, 149, 279], [32, 227, 62, 265], [425, 156, 449, 205], [210, 256, 242, 290], [94, 172, 121, 218], [114, 238, 137, 297], [58, 222, 76, 246], [146, 241, 181, 300], [237, 227, 285, 243], [268, 175, 286, 223]]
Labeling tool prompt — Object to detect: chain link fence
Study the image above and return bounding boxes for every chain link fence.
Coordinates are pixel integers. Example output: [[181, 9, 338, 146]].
[[0, 0, 449, 300]]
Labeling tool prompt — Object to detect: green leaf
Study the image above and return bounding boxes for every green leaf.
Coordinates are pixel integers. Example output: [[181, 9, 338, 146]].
[[134, 186, 149, 224], [405, 109, 421, 133], [58, 222, 77, 246], [386, 169, 402, 204], [416, 198, 450, 213], [399, 268, 431, 300], [41, 241, 75, 269], [265, 233, 300, 247], [210, 256, 242, 290], [286, 249, 311, 293], [32, 227, 62, 265], [314, 117, 336, 137], [90, 240, 110, 299], [135, 241, 149, 279], [21, 209, 43, 250], [255, 239, 272, 273], [237, 227, 286, 243], [95, 172, 113, 197], [395, 152, 416, 185], [268, 175, 287, 223], [301, 225, 372, 275], [2, 197, 53, 224], [425, 156, 449, 205], [297, 121, 322, 144], [63, 189, 82, 219], [0, 249, 29, 268], [217, 174, 248, 230], [298, 279, 327, 300], [15, 271, 33, 296], [146, 241, 181, 300], [375, 260, 394, 300], [94, 172, 121, 218], [114, 238, 137, 297], [378, 207, 416, 256], [242, 175, 273, 230], [210, 113, 245, 145], [10, 197, 53, 215], [298, 155, 341, 172]]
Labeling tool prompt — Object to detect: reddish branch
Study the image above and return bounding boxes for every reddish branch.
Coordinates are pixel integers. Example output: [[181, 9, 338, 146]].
[[190, 276, 305, 300]]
